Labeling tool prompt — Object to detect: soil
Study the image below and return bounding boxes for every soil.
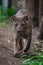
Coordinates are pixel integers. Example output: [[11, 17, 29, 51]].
[[0, 26, 39, 65]]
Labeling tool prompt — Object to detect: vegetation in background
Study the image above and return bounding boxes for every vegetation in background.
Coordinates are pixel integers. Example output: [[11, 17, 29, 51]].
[[0, 19, 12, 27], [0, 6, 6, 22], [0, 6, 18, 27], [0, 6, 18, 16], [7, 7, 18, 16]]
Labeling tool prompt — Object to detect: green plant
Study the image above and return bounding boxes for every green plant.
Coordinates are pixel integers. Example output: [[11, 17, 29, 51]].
[[0, 18, 12, 27], [0, 5, 18, 22], [0, 15, 7, 22], [21, 53, 43, 65], [0, 6, 7, 22], [7, 7, 18, 16]]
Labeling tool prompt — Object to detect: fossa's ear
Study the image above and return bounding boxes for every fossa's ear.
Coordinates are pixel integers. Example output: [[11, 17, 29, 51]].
[[23, 16, 28, 21], [11, 15, 18, 21]]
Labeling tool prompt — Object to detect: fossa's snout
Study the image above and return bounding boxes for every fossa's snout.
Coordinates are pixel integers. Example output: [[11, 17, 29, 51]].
[[16, 24, 23, 33]]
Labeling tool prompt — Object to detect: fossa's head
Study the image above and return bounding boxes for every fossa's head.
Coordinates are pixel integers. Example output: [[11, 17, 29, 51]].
[[12, 15, 29, 33], [11, 9, 29, 33]]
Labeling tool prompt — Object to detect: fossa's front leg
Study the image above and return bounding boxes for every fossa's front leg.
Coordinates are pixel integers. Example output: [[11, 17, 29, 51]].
[[24, 35, 31, 52]]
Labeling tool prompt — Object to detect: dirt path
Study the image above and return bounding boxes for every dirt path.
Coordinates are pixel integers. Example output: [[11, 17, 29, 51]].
[[0, 27, 39, 65]]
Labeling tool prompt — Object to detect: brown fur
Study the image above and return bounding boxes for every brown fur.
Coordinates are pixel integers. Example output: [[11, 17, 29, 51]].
[[11, 9, 32, 57]]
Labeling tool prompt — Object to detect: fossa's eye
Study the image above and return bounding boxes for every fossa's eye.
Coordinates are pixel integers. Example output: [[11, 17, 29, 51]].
[[24, 16, 28, 21], [22, 16, 28, 23]]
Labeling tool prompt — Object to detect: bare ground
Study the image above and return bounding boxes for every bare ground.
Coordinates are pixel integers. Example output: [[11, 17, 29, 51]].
[[0, 26, 39, 65]]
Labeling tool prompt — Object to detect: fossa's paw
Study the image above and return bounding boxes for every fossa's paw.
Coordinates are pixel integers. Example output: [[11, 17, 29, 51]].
[[14, 50, 23, 58]]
